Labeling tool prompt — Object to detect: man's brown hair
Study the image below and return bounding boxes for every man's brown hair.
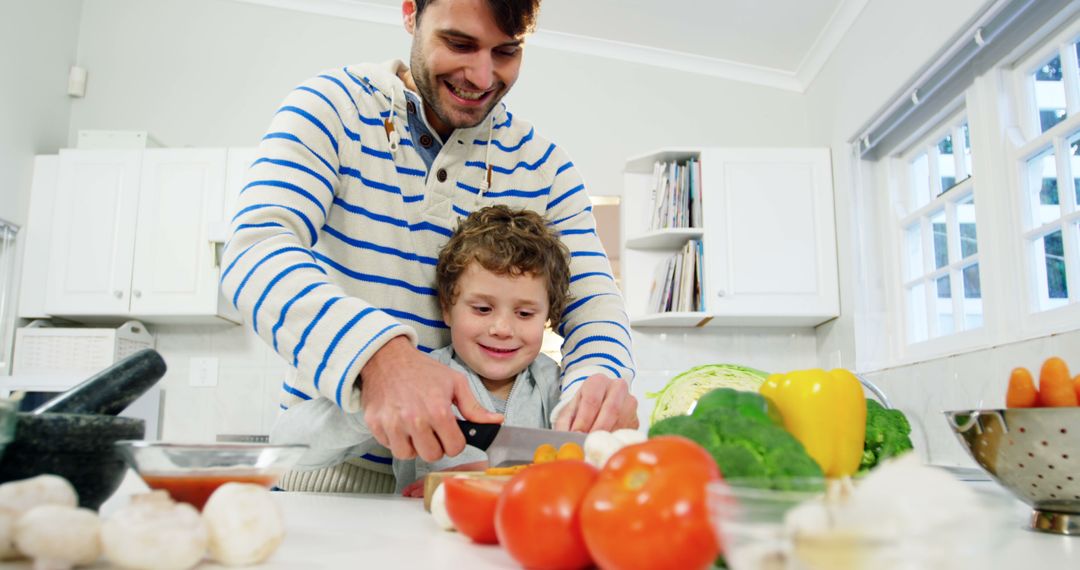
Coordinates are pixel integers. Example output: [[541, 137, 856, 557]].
[[437, 205, 570, 325], [414, 0, 542, 38]]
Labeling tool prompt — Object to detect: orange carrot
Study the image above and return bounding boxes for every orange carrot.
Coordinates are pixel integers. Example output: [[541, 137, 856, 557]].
[[1038, 357, 1077, 407], [1006, 367, 1039, 407], [1074, 373, 1080, 404]]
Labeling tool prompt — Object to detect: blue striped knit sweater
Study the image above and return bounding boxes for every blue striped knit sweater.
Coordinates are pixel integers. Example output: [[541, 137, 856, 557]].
[[221, 60, 634, 466]]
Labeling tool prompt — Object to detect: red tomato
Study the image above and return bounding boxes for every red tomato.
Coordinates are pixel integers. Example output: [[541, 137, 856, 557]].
[[495, 460, 598, 570], [580, 436, 721, 570], [443, 477, 506, 544]]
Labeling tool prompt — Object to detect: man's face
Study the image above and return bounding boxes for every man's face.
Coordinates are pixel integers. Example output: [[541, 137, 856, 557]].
[[443, 263, 549, 388], [404, 0, 524, 137]]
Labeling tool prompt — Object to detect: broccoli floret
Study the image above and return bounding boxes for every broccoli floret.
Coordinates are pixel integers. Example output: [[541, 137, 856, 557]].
[[648, 415, 720, 451], [694, 409, 823, 487], [859, 399, 915, 473], [691, 387, 783, 426]]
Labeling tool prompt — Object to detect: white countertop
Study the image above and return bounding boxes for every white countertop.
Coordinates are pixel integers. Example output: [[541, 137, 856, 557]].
[[2, 472, 1079, 569]]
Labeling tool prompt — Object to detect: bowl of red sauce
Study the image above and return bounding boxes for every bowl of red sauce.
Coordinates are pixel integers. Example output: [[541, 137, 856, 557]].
[[115, 441, 308, 509]]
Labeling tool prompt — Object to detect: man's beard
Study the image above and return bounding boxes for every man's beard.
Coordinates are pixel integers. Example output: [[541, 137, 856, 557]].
[[410, 43, 500, 131]]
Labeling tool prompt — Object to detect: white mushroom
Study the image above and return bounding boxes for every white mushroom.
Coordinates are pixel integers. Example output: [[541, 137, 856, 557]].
[[584, 429, 648, 468], [0, 506, 19, 560], [0, 475, 78, 516], [611, 429, 647, 446], [13, 504, 101, 570], [201, 483, 284, 566], [584, 430, 622, 468], [429, 483, 455, 531], [101, 491, 207, 570]]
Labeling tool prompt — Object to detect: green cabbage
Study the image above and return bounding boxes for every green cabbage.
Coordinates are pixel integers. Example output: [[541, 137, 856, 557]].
[[646, 364, 770, 426]]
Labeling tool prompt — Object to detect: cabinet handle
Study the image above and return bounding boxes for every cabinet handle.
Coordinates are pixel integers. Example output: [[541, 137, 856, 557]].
[[133, 290, 142, 298], [114, 290, 124, 299], [717, 290, 726, 298]]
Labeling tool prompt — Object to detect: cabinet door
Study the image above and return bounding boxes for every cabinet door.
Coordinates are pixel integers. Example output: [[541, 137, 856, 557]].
[[129, 149, 227, 316], [701, 149, 839, 325], [46, 150, 142, 316]]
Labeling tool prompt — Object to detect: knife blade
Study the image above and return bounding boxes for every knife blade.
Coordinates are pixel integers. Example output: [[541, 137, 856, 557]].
[[457, 419, 587, 467]]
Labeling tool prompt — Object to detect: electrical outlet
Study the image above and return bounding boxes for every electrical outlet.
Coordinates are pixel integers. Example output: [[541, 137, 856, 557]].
[[189, 357, 219, 387]]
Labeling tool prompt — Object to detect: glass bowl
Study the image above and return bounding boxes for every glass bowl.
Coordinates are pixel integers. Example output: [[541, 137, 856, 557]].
[[115, 441, 308, 509], [708, 476, 1017, 570]]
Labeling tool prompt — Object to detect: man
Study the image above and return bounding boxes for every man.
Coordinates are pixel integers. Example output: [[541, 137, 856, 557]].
[[221, 0, 636, 491]]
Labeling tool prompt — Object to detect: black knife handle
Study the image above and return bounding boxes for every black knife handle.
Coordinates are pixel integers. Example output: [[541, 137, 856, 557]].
[[457, 419, 500, 451]]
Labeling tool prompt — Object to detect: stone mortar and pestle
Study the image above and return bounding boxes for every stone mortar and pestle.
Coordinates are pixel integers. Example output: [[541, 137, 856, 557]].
[[0, 348, 167, 509]]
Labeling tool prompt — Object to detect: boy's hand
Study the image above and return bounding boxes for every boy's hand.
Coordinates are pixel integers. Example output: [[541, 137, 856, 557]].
[[360, 336, 503, 462], [554, 374, 639, 433]]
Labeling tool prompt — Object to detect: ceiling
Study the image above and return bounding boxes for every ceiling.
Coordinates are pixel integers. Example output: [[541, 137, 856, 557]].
[[235, 0, 869, 92]]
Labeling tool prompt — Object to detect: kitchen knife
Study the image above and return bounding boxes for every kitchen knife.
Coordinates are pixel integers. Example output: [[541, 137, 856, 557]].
[[457, 419, 587, 467]]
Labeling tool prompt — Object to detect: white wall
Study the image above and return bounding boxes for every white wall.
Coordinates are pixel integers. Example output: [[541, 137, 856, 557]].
[[0, 0, 82, 225], [803, 0, 989, 372], [62, 0, 818, 439]]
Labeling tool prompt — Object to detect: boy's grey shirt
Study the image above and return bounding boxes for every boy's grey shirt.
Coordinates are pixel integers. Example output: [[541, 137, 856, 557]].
[[270, 346, 561, 493]]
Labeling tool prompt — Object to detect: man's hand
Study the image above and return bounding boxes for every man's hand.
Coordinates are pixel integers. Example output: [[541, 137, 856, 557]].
[[360, 336, 503, 462], [553, 373, 639, 433]]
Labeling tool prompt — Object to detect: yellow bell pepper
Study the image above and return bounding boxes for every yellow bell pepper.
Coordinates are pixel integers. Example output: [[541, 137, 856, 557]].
[[759, 368, 866, 478]]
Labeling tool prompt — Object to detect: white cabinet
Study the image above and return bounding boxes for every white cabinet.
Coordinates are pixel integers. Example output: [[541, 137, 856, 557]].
[[621, 147, 839, 328], [46, 150, 142, 316], [35, 148, 242, 323]]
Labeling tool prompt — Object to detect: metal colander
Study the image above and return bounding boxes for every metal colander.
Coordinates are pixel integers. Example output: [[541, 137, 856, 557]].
[[945, 407, 1080, 535]]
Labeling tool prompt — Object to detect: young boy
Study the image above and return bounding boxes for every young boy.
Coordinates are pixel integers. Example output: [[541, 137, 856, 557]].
[[396, 205, 571, 495], [269, 205, 572, 495]]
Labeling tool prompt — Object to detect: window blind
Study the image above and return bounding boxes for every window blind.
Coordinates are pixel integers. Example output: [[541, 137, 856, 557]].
[[855, 0, 1080, 160]]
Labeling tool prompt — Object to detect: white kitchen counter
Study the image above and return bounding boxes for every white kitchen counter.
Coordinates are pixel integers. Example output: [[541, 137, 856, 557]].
[[2, 472, 1080, 569]]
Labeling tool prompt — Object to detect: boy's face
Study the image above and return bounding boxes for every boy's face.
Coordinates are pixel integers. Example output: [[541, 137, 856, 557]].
[[443, 262, 549, 387], [403, 0, 524, 137]]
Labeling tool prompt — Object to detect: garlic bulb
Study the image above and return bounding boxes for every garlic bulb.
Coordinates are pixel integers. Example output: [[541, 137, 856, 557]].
[[101, 491, 207, 570]]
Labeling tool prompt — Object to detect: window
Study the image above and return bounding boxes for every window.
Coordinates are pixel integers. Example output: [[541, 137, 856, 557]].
[[857, 4, 1080, 368], [898, 114, 981, 343], [0, 219, 18, 376], [1013, 31, 1080, 316]]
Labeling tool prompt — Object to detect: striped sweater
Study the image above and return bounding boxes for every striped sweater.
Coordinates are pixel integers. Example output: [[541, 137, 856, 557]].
[[221, 60, 634, 451]]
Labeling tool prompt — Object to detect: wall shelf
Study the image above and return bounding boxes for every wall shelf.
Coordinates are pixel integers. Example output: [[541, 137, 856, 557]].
[[625, 228, 704, 250]]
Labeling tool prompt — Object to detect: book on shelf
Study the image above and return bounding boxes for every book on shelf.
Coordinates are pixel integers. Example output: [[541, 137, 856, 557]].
[[647, 239, 705, 314], [647, 158, 700, 231]]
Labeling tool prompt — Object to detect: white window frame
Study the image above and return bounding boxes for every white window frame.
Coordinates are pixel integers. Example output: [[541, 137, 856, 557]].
[[884, 106, 991, 362], [1006, 19, 1080, 337], [856, 8, 1080, 371]]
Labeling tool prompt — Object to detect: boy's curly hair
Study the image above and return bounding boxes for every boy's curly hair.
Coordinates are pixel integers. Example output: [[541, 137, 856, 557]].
[[437, 205, 571, 325]]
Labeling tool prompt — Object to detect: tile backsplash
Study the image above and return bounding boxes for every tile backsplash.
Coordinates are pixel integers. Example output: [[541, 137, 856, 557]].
[[148, 319, 1079, 468], [152, 323, 288, 442], [863, 329, 1080, 467], [150, 324, 823, 442]]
